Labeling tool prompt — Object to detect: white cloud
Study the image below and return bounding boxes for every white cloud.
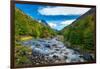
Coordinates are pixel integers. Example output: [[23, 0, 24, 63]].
[[48, 23, 57, 28], [38, 6, 91, 15], [60, 19, 76, 26], [47, 19, 76, 30]]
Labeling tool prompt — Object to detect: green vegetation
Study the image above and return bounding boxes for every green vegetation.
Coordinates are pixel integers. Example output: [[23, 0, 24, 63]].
[[15, 43, 32, 66], [15, 8, 57, 41], [61, 13, 95, 53]]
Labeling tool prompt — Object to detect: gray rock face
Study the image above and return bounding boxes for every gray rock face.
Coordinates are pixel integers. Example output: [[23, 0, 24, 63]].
[[22, 37, 85, 65]]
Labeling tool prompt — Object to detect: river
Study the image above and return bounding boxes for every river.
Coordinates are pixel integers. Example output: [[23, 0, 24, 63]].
[[20, 36, 87, 64]]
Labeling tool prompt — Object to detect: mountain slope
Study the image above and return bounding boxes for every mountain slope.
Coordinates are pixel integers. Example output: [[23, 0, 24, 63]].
[[37, 19, 50, 27], [60, 8, 96, 54], [15, 8, 57, 40], [15, 8, 58, 65]]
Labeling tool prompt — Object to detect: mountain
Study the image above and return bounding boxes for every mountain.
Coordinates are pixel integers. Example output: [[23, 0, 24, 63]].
[[37, 19, 50, 27], [60, 8, 96, 54], [15, 8, 57, 40]]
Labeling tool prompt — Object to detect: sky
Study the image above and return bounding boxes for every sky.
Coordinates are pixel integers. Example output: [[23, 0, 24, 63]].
[[15, 3, 91, 30]]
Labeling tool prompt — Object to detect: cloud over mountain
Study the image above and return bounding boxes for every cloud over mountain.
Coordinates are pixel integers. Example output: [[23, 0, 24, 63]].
[[38, 6, 91, 15]]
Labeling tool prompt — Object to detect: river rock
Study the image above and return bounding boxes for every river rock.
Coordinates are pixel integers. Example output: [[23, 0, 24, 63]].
[[22, 37, 85, 65]]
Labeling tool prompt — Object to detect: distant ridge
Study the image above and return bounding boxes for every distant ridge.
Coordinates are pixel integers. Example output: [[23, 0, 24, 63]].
[[71, 8, 96, 25], [36, 19, 50, 27]]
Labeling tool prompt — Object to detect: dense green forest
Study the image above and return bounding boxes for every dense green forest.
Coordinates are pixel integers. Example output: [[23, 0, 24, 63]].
[[60, 8, 95, 54]]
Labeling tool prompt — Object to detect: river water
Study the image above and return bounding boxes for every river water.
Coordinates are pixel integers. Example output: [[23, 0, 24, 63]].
[[21, 37, 85, 64]]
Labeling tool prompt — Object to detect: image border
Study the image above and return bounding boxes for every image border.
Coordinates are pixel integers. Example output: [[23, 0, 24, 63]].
[[11, 1, 96, 68]]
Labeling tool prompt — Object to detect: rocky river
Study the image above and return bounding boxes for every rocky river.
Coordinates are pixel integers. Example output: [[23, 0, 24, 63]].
[[21, 37, 93, 65]]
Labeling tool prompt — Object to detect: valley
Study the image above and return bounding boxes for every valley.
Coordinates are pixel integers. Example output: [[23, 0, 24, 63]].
[[15, 7, 96, 66]]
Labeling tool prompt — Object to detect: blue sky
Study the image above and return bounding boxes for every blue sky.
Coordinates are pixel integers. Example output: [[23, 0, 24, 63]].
[[16, 3, 91, 30]]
